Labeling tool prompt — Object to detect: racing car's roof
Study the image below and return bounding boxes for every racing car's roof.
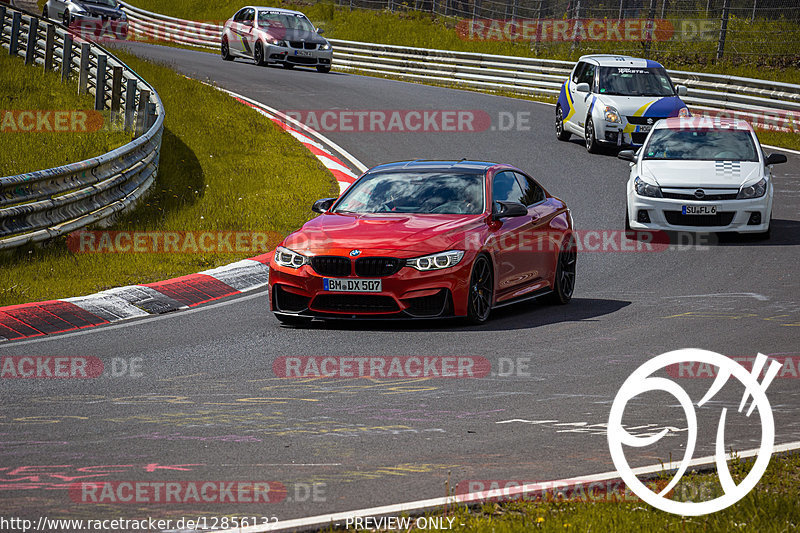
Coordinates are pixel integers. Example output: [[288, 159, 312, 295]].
[[248, 6, 308, 16], [577, 54, 665, 69], [367, 160, 500, 174]]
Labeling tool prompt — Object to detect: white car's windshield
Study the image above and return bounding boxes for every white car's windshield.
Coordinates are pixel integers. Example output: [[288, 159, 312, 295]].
[[598, 67, 675, 97], [643, 128, 759, 161], [81, 0, 118, 7], [257, 12, 315, 32], [334, 172, 485, 215]]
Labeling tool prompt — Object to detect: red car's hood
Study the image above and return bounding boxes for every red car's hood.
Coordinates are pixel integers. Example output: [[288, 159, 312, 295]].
[[283, 212, 486, 256]]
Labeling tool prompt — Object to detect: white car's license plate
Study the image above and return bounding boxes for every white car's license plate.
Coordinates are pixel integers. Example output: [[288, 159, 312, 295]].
[[295, 50, 313, 57], [682, 205, 718, 215], [638, 125, 653, 133], [324, 278, 382, 292]]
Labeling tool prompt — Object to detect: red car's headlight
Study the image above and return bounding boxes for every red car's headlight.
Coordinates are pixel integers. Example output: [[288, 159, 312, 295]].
[[406, 250, 465, 271], [274, 246, 308, 268]]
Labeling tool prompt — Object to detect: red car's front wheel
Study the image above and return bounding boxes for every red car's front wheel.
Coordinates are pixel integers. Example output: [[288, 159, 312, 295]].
[[466, 255, 493, 324]]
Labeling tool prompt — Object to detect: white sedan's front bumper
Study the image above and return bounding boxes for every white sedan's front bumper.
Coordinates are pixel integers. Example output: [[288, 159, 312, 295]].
[[263, 43, 333, 67], [627, 184, 772, 233]]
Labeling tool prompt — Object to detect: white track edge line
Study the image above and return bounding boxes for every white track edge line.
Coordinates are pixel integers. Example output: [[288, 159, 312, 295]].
[[201, 440, 800, 533]]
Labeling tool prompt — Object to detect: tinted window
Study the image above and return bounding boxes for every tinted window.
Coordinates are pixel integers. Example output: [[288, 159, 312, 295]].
[[572, 62, 586, 84], [643, 128, 758, 162], [244, 8, 255, 22], [233, 9, 247, 21], [514, 173, 545, 206], [578, 63, 596, 89], [492, 171, 525, 205]]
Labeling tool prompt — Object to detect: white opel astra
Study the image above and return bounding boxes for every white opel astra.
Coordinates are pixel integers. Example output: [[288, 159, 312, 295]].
[[621, 117, 787, 238]]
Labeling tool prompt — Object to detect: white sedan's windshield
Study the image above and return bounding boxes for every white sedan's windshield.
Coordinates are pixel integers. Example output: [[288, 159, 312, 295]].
[[643, 129, 759, 161], [334, 172, 485, 215], [257, 12, 315, 32], [599, 66, 675, 97]]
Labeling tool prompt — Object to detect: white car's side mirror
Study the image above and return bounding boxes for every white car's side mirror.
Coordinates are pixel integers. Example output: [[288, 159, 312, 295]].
[[575, 83, 590, 93]]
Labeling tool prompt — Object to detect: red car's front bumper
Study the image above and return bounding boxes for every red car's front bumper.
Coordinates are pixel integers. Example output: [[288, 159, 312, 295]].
[[268, 256, 475, 319]]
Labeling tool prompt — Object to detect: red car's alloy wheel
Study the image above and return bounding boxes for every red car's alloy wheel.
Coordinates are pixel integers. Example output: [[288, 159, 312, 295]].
[[467, 255, 493, 323]]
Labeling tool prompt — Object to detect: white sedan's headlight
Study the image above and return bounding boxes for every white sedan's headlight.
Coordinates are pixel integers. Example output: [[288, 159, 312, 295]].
[[604, 105, 621, 124], [634, 177, 662, 198], [274, 246, 308, 268], [319, 42, 331, 50], [406, 250, 464, 271], [737, 178, 768, 199]]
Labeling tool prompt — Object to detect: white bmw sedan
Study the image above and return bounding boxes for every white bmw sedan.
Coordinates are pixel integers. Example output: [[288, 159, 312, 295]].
[[621, 117, 787, 238]]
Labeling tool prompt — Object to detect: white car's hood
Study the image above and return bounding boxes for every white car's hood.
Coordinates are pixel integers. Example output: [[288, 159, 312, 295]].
[[640, 160, 761, 188], [596, 95, 686, 118]]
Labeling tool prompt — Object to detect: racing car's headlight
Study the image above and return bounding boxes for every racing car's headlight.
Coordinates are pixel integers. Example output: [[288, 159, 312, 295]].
[[634, 177, 662, 198], [604, 106, 621, 124], [406, 250, 464, 271], [737, 178, 767, 199], [274, 246, 309, 268], [320, 42, 331, 50], [678, 107, 691, 118]]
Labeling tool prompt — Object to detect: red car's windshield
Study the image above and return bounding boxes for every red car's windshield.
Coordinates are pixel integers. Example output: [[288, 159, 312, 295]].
[[334, 172, 485, 215]]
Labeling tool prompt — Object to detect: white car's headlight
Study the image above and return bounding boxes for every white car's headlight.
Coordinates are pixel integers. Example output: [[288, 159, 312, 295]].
[[406, 250, 464, 271], [678, 107, 691, 117], [634, 177, 662, 198], [319, 42, 331, 50], [737, 178, 767, 199], [274, 246, 308, 268], [604, 106, 621, 124]]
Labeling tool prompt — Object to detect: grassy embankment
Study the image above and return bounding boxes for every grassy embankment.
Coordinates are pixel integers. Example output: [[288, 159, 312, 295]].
[[0, 49, 336, 307]]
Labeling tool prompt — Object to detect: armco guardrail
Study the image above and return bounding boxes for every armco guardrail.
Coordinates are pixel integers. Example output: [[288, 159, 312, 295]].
[[0, 4, 164, 251], [120, 2, 799, 131]]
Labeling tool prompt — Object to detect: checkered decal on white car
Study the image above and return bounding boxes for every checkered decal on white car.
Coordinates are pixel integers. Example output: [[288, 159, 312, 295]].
[[715, 161, 741, 176]]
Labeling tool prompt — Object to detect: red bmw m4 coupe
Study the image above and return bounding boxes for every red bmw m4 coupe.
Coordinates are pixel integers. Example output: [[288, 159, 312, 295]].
[[268, 160, 576, 324]]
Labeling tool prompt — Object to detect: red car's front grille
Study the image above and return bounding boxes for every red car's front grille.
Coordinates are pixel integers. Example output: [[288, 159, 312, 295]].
[[354, 257, 403, 277], [312, 294, 400, 313], [311, 256, 351, 277]]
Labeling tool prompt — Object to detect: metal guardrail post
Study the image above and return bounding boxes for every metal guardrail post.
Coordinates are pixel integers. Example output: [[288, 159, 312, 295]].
[[24, 17, 38, 65], [61, 33, 73, 81], [10, 11, 21, 56], [111, 65, 123, 121], [25, 16, 38, 65], [44, 24, 55, 71], [146, 102, 157, 129], [95, 54, 107, 111], [135, 88, 150, 136], [717, 0, 731, 60], [79, 42, 90, 93], [124, 78, 138, 131]]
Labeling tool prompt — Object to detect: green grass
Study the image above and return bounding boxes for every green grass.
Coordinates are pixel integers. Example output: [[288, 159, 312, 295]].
[[0, 50, 337, 307], [337, 452, 799, 532], [0, 52, 132, 177]]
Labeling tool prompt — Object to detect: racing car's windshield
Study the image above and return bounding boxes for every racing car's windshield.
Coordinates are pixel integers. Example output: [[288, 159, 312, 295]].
[[81, 0, 118, 6], [333, 172, 485, 215], [257, 12, 316, 32], [598, 67, 675, 97], [643, 128, 759, 161]]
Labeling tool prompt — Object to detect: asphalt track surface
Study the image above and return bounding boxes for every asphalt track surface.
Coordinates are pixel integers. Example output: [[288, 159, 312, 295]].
[[1, 43, 799, 526]]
